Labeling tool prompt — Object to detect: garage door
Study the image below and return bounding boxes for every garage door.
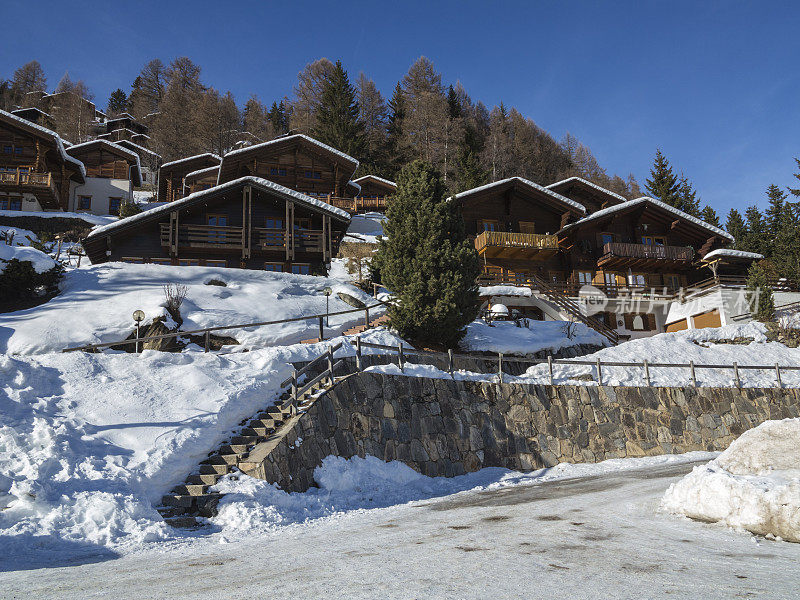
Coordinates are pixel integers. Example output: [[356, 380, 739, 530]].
[[665, 319, 689, 333], [692, 309, 721, 329]]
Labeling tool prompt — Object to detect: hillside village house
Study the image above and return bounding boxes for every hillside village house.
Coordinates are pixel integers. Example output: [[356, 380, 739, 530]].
[[158, 153, 222, 204], [348, 174, 396, 213], [83, 177, 350, 273], [64, 139, 142, 215], [116, 139, 161, 189], [0, 109, 86, 212]]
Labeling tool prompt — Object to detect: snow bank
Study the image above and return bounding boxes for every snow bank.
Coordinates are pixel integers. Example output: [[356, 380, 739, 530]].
[[462, 319, 606, 355], [0, 209, 116, 226], [522, 322, 800, 388], [478, 285, 533, 297], [662, 419, 800, 542], [0, 225, 39, 246], [0, 243, 57, 274], [0, 262, 380, 354], [211, 451, 714, 537]]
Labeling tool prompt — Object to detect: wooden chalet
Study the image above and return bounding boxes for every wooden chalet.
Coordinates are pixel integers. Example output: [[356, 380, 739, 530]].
[[97, 112, 151, 146], [217, 134, 359, 207], [0, 109, 85, 211], [83, 176, 351, 274], [557, 196, 732, 297], [450, 177, 586, 280], [546, 176, 627, 214], [10, 107, 55, 129], [158, 153, 221, 203], [65, 140, 141, 215], [184, 165, 220, 195], [116, 139, 161, 188], [344, 175, 396, 213]]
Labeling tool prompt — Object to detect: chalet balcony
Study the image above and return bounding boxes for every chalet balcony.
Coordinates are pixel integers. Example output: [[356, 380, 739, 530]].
[[159, 224, 326, 252], [474, 230, 559, 261], [597, 242, 694, 269], [0, 168, 59, 207], [324, 195, 389, 214]]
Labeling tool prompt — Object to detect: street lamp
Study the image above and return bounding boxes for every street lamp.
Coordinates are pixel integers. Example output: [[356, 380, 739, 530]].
[[323, 287, 332, 327], [133, 309, 145, 353]]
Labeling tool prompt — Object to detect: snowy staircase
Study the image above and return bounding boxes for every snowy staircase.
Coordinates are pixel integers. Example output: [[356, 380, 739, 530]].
[[301, 313, 390, 344], [155, 379, 331, 528]]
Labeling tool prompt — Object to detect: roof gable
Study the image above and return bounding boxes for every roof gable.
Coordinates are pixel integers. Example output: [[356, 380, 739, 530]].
[[450, 177, 586, 215], [546, 177, 627, 210]]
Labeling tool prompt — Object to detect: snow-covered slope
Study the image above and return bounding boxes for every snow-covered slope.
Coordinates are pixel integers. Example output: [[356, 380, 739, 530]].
[[0, 263, 379, 354], [343, 212, 385, 243], [662, 418, 800, 542], [0, 244, 56, 274], [461, 319, 606, 355]]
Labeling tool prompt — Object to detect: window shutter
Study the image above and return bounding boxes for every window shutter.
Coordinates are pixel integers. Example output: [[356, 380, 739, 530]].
[[647, 314, 656, 331], [623, 314, 633, 330]]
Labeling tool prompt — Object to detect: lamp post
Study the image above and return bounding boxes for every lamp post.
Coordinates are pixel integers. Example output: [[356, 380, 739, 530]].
[[323, 287, 332, 327], [132, 309, 145, 353]]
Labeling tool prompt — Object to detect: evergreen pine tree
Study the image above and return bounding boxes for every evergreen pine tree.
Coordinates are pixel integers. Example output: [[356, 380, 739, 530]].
[[312, 60, 365, 158], [788, 157, 800, 198], [726, 208, 748, 249], [452, 147, 488, 193], [373, 160, 480, 348], [765, 184, 788, 237], [746, 262, 774, 322], [743, 206, 768, 256], [700, 205, 721, 228], [107, 89, 128, 116], [675, 174, 701, 216], [118, 197, 142, 218], [645, 149, 680, 206], [386, 82, 407, 176]]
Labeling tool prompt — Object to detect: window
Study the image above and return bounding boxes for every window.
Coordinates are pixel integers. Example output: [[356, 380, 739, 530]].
[[600, 233, 615, 246], [150, 258, 172, 265], [3, 146, 12, 154], [665, 274, 681, 290], [604, 271, 620, 287], [108, 197, 122, 216], [264, 263, 284, 272], [270, 167, 287, 177], [1, 196, 23, 211], [178, 259, 201, 266], [629, 273, 647, 287], [577, 271, 593, 285], [479, 220, 500, 232], [265, 217, 284, 229], [303, 170, 321, 179], [121, 257, 145, 264], [206, 259, 227, 267], [294, 218, 312, 230], [642, 236, 666, 245], [78, 196, 92, 211], [207, 214, 227, 226], [291, 263, 311, 275], [14, 147, 23, 155], [518, 221, 536, 234]]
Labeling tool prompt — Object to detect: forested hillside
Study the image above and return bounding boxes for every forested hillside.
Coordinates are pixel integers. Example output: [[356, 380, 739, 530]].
[[0, 56, 640, 196]]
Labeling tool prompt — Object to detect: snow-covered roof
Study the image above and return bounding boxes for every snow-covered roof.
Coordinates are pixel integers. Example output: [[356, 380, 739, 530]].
[[116, 139, 161, 159], [11, 107, 52, 118], [86, 176, 351, 239], [160, 153, 222, 170], [66, 139, 142, 186], [558, 196, 734, 241], [347, 180, 362, 194], [546, 176, 628, 204], [222, 134, 359, 168], [105, 112, 139, 124], [353, 174, 397, 188], [449, 177, 587, 214], [702, 248, 763, 261], [0, 109, 86, 180], [185, 165, 220, 180]]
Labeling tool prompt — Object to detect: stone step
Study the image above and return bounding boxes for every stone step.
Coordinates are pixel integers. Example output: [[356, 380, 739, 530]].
[[186, 473, 222, 486], [199, 463, 230, 475], [230, 435, 260, 446], [248, 418, 277, 430], [157, 505, 191, 518], [194, 493, 223, 517], [202, 453, 241, 466], [241, 426, 271, 437], [161, 494, 195, 508], [172, 483, 209, 496], [164, 516, 202, 529], [218, 444, 249, 455]]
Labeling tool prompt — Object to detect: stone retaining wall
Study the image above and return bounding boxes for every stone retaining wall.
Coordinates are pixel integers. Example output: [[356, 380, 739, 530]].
[[244, 373, 800, 492]]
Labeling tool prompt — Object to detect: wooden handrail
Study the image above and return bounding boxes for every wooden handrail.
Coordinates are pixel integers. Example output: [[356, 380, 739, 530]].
[[601, 242, 694, 262], [475, 231, 559, 251]]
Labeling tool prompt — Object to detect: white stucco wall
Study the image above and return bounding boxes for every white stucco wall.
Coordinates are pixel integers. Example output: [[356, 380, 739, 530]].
[[69, 177, 132, 215]]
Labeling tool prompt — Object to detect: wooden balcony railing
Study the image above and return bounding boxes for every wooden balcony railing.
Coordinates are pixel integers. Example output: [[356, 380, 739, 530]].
[[325, 195, 390, 213], [600, 242, 693, 263], [253, 228, 325, 251], [0, 169, 53, 188], [159, 224, 327, 252], [474, 231, 559, 253]]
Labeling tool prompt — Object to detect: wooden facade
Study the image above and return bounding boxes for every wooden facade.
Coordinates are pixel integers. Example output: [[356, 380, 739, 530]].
[[83, 177, 351, 274], [185, 166, 220, 195], [326, 174, 397, 213], [158, 153, 221, 203], [65, 140, 142, 186], [546, 177, 627, 214], [217, 134, 359, 202], [0, 109, 85, 211]]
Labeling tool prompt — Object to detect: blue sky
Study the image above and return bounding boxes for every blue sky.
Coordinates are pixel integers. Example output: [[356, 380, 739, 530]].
[[3, 0, 799, 216]]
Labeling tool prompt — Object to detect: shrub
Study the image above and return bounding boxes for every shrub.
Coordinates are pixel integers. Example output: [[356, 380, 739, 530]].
[[119, 197, 143, 219], [0, 259, 63, 309], [163, 282, 188, 322], [746, 262, 775, 322]]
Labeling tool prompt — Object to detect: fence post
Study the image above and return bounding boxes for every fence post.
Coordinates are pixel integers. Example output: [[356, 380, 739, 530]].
[[498, 352, 504, 384], [775, 363, 783, 389], [204, 330, 210, 353], [595, 358, 602, 386], [318, 315, 324, 341], [643, 360, 651, 387], [448, 349, 454, 376], [733, 362, 741, 388], [689, 361, 697, 387], [547, 355, 554, 386], [327, 346, 334, 383], [397, 343, 404, 372], [355, 336, 362, 371], [364, 307, 370, 329]]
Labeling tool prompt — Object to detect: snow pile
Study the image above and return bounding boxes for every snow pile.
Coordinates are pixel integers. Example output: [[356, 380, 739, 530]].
[[662, 419, 800, 542], [462, 319, 606, 355], [0, 263, 380, 354], [478, 285, 533, 297], [211, 451, 713, 537], [1, 225, 39, 246], [0, 243, 57, 274], [0, 208, 116, 226], [522, 322, 800, 387]]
